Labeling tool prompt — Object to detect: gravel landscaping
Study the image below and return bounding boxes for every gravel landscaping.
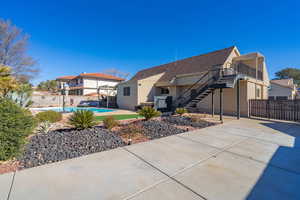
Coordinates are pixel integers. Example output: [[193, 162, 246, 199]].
[[162, 116, 216, 128], [19, 127, 125, 169], [141, 120, 186, 139]]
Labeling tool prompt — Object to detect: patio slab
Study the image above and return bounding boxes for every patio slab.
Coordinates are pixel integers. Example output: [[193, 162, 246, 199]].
[[227, 138, 300, 174], [174, 151, 300, 200], [128, 179, 204, 200], [9, 148, 168, 200], [0, 172, 14, 200], [178, 127, 246, 149], [125, 136, 219, 175]]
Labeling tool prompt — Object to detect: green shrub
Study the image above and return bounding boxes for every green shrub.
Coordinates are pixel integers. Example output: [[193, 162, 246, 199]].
[[0, 98, 36, 161], [68, 110, 97, 129], [35, 110, 62, 123], [175, 108, 188, 116], [36, 121, 53, 134], [103, 116, 119, 130], [138, 106, 161, 121]]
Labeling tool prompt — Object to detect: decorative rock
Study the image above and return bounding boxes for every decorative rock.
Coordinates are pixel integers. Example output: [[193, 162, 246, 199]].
[[19, 127, 125, 169], [162, 116, 215, 128], [141, 120, 185, 139]]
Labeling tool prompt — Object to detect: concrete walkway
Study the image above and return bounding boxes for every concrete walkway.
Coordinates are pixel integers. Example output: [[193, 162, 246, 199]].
[[1, 118, 300, 200]]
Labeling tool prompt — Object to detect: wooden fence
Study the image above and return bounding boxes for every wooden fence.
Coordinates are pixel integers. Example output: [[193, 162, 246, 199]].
[[249, 99, 300, 121]]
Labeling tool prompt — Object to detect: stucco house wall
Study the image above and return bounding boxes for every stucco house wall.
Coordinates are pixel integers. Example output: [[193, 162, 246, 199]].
[[117, 80, 138, 110], [269, 83, 295, 100], [116, 46, 270, 116]]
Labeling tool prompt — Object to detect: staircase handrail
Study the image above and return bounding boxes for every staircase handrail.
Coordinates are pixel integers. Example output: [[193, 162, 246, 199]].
[[173, 68, 222, 107]]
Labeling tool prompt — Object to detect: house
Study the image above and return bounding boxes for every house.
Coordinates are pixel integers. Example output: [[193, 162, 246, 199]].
[[56, 73, 125, 96], [117, 46, 270, 117], [269, 79, 299, 100]]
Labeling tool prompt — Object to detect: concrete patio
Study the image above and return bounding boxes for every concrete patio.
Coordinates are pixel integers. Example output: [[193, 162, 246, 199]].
[[1, 118, 300, 200]]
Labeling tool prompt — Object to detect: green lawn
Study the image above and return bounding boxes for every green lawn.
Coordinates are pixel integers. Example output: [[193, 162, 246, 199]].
[[95, 114, 142, 121]]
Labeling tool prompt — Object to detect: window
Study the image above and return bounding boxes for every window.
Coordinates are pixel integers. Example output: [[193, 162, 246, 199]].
[[123, 87, 130, 96], [256, 87, 261, 98], [160, 88, 169, 95]]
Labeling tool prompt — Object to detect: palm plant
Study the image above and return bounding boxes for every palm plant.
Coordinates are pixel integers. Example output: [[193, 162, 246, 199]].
[[138, 106, 161, 121], [68, 110, 97, 129]]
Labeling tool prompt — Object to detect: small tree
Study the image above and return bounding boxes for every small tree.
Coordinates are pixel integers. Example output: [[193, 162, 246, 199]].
[[0, 19, 38, 82], [274, 68, 300, 85], [138, 106, 161, 121], [103, 68, 130, 80], [37, 80, 58, 93]]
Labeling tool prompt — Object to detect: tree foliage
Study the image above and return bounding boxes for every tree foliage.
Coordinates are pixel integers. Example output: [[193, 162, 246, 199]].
[[0, 98, 36, 161], [37, 80, 58, 93], [0, 19, 38, 82], [0, 65, 19, 97], [274, 68, 300, 85], [103, 68, 130, 80]]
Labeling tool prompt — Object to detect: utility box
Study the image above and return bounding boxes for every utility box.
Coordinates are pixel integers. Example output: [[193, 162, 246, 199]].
[[154, 96, 172, 112]]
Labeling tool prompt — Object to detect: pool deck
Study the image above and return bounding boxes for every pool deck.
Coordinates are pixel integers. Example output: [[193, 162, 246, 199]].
[[30, 107, 137, 116]]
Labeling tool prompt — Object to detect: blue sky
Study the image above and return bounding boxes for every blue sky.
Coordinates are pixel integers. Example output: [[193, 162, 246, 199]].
[[2, 0, 300, 84]]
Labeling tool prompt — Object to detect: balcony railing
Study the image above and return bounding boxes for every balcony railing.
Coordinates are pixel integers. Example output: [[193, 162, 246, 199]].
[[235, 63, 263, 81]]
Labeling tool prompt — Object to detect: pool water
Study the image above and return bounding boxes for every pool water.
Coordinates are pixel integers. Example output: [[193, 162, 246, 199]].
[[31, 107, 115, 113]]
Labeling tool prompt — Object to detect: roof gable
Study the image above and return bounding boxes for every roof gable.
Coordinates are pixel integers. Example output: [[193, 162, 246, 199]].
[[131, 46, 235, 82]]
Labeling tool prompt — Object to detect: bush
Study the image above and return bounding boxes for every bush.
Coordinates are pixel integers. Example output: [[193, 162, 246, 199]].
[[0, 98, 36, 161], [190, 115, 207, 123], [35, 110, 62, 123], [175, 108, 188, 116], [68, 110, 97, 129], [103, 116, 119, 130], [138, 106, 161, 121], [36, 121, 53, 134]]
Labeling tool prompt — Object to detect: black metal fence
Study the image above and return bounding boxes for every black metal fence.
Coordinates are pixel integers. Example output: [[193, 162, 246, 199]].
[[249, 99, 300, 121]]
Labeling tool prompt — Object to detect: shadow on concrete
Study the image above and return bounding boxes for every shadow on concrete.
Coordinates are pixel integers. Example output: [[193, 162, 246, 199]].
[[246, 121, 300, 200]]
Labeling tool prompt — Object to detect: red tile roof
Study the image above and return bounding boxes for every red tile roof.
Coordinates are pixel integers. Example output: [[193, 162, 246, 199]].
[[56, 73, 125, 81], [56, 75, 76, 80], [78, 73, 125, 81]]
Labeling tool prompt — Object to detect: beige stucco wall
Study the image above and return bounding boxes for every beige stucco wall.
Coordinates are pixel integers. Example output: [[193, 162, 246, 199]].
[[116, 80, 138, 110], [137, 73, 165, 104], [196, 80, 268, 117], [269, 83, 295, 100]]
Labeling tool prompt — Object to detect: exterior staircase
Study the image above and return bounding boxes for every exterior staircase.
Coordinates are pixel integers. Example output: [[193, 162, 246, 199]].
[[173, 68, 244, 111]]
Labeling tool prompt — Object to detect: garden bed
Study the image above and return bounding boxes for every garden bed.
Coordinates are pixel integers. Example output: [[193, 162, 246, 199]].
[[0, 115, 217, 174], [19, 128, 125, 169]]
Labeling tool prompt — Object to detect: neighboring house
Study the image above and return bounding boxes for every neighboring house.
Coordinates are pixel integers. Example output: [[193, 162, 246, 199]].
[[269, 79, 299, 100], [117, 46, 270, 117], [56, 73, 124, 96]]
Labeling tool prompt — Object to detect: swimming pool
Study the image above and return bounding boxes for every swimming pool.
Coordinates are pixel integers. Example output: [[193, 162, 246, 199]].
[[31, 107, 115, 113]]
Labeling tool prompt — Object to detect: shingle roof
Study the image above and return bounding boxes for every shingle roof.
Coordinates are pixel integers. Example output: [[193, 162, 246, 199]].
[[131, 46, 235, 82], [271, 79, 295, 89]]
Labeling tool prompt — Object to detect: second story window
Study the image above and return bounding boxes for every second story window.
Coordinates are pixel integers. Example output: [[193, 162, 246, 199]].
[[123, 87, 130, 96], [160, 88, 169, 95]]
